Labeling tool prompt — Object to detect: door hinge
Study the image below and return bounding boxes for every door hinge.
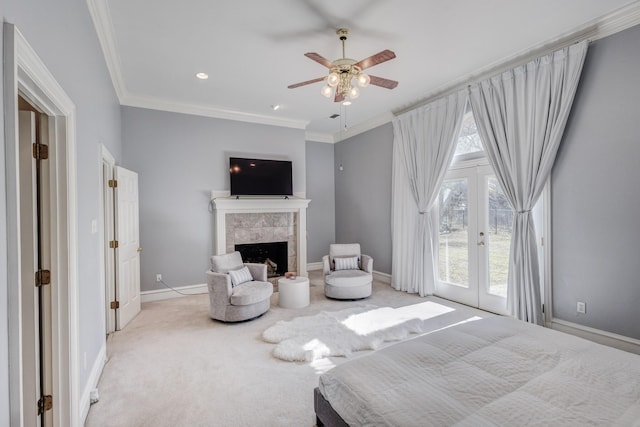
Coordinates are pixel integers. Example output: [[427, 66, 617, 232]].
[[37, 395, 53, 415], [109, 240, 119, 249], [32, 143, 49, 160], [35, 270, 51, 287], [110, 301, 120, 310], [108, 179, 118, 188]]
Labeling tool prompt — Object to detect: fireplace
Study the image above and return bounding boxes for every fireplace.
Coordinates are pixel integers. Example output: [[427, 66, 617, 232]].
[[235, 241, 288, 278], [211, 193, 311, 276]]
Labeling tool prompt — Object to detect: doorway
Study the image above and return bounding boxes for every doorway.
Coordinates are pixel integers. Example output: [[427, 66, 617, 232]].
[[18, 105, 54, 427], [101, 160, 141, 333], [435, 163, 510, 315], [5, 23, 79, 426]]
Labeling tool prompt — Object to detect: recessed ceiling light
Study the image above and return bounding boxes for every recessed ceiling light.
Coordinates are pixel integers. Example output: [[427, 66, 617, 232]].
[[271, 104, 280, 111], [195, 72, 209, 80], [342, 101, 352, 106]]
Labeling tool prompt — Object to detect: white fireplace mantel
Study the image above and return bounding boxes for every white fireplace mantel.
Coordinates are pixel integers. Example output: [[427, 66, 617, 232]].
[[211, 191, 311, 276]]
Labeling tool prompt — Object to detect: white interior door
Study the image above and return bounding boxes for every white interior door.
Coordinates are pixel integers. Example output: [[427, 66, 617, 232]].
[[435, 163, 509, 315], [102, 154, 116, 334], [115, 166, 141, 329], [19, 110, 53, 426]]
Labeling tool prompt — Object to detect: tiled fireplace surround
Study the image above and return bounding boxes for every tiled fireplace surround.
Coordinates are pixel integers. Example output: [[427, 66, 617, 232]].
[[211, 193, 310, 277]]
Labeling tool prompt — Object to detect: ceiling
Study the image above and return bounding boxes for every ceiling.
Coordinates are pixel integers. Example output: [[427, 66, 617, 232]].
[[89, 0, 639, 142]]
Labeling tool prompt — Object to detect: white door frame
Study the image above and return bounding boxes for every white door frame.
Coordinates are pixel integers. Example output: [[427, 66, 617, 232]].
[[435, 159, 509, 315], [4, 23, 79, 426], [99, 145, 116, 334]]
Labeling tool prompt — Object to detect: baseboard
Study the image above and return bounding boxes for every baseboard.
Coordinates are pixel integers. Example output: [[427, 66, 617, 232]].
[[550, 318, 640, 355], [141, 283, 208, 303], [373, 270, 391, 284], [307, 262, 323, 271], [79, 341, 106, 424]]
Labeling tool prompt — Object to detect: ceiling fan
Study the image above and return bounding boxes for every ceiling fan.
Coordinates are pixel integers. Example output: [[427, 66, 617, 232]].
[[288, 28, 398, 104]]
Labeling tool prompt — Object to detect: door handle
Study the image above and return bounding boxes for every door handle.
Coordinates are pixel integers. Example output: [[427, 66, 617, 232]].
[[137, 247, 143, 252], [477, 241, 485, 246]]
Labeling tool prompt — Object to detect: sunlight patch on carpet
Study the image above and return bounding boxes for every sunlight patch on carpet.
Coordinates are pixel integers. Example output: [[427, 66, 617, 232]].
[[262, 303, 456, 362]]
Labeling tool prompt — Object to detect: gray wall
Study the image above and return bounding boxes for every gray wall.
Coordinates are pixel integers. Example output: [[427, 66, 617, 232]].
[[0, 18, 8, 424], [552, 24, 640, 340], [1, 0, 122, 420], [334, 123, 394, 274], [305, 141, 336, 262], [120, 106, 306, 291]]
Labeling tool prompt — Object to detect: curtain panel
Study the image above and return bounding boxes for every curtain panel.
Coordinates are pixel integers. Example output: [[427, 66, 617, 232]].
[[391, 90, 467, 296], [468, 40, 588, 324]]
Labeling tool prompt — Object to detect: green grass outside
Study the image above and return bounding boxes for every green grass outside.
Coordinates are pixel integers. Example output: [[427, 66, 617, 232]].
[[438, 229, 511, 297]]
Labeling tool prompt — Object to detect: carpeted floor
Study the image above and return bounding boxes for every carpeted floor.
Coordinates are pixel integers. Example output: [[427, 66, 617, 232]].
[[85, 270, 493, 427]]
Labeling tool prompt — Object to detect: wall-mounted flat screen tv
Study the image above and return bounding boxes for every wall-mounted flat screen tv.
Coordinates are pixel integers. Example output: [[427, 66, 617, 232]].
[[229, 157, 293, 196]]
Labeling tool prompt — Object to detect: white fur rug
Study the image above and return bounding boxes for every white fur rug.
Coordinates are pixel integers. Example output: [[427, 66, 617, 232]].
[[262, 305, 431, 362]]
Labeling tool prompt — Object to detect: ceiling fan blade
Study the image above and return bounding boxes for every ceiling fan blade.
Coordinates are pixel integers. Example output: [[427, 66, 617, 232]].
[[354, 49, 396, 70], [287, 77, 326, 89], [368, 75, 398, 89], [304, 52, 334, 69]]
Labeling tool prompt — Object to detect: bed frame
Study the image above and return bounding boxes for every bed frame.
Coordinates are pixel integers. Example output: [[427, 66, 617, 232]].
[[314, 387, 349, 427]]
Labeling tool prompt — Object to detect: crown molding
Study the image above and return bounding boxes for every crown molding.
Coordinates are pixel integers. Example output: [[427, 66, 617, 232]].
[[86, 0, 126, 101], [333, 111, 394, 143], [589, 0, 640, 41], [305, 132, 335, 143], [121, 94, 309, 130], [395, 0, 640, 117], [88, 0, 640, 139]]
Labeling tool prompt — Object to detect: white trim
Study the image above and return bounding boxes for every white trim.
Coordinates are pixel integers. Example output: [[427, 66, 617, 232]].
[[333, 112, 395, 143], [373, 270, 392, 285], [86, 0, 126, 101], [550, 318, 640, 355], [4, 23, 80, 427], [306, 262, 323, 271], [78, 342, 106, 423], [542, 179, 553, 326], [395, 2, 640, 118], [122, 94, 309, 130], [305, 132, 335, 144], [87, 0, 640, 143], [98, 145, 116, 335], [141, 284, 208, 303], [212, 196, 311, 276]]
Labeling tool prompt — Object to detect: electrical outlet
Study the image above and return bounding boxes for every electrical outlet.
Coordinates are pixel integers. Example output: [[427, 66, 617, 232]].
[[576, 301, 586, 314], [156, 273, 162, 282]]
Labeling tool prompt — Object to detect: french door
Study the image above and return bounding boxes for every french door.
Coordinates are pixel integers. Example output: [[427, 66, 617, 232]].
[[435, 163, 510, 315]]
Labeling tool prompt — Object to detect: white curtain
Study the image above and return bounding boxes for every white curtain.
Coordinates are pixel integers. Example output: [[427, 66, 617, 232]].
[[391, 91, 467, 296], [469, 41, 588, 324]]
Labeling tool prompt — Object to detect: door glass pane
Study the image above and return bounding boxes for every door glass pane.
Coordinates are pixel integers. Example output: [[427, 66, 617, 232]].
[[487, 177, 512, 297], [438, 178, 469, 286]]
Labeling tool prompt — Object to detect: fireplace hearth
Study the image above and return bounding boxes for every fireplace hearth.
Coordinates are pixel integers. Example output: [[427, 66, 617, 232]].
[[235, 241, 288, 278]]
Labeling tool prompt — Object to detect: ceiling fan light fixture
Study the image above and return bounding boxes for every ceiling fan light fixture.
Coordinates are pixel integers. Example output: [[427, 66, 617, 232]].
[[327, 72, 340, 87], [357, 73, 370, 87], [288, 28, 397, 105], [320, 85, 333, 98], [195, 72, 209, 80]]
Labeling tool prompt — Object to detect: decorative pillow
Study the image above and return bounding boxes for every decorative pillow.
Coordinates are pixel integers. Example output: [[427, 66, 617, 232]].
[[333, 256, 359, 271], [228, 266, 253, 287]]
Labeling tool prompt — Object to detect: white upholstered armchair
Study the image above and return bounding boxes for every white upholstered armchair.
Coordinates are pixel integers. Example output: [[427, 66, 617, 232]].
[[322, 243, 373, 300], [206, 251, 273, 322]]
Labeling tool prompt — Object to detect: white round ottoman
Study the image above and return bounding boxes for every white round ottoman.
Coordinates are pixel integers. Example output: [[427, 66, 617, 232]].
[[278, 276, 310, 309]]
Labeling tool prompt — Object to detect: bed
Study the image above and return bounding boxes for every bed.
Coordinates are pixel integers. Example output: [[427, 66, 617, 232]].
[[315, 316, 640, 426]]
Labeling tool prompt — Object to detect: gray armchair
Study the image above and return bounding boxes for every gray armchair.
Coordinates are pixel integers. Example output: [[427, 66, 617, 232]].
[[322, 243, 373, 300], [206, 251, 273, 322]]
